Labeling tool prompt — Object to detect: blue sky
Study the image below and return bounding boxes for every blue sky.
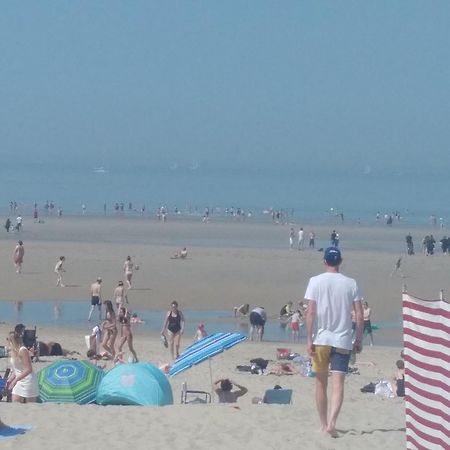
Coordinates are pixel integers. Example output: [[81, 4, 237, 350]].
[[1, 1, 449, 176]]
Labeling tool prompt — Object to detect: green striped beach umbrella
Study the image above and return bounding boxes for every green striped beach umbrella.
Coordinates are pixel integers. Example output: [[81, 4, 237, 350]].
[[38, 360, 104, 404]]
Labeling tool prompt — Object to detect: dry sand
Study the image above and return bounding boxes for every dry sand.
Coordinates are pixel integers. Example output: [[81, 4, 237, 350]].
[[0, 324, 406, 450], [1, 215, 447, 448]]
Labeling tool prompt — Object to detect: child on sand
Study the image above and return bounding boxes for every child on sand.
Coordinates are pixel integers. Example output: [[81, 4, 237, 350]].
[[193, 323, 207, 341]]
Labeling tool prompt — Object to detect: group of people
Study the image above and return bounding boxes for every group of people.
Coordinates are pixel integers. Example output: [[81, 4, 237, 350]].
[[87, 298, 139, 364], [405, 233, 450, 256], [289, 227, 316, 250]]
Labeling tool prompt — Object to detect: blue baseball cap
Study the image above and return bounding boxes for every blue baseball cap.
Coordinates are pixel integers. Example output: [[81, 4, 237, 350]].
[[324, 247, 342, 265]]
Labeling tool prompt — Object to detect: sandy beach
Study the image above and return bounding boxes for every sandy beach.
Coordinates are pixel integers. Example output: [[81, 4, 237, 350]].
[[0, 323, 406, 450], [2, 215, 448, 449]]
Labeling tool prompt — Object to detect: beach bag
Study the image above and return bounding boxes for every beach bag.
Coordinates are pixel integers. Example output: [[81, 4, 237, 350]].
[[374, 380, 394, 398], [250, 358, 269, 370], [360, 382, 376, 393], [236, 365, 252, 372]]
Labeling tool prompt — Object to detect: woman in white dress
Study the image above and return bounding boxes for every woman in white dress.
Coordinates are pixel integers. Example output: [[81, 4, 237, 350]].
[[6, 331, 39, 403]]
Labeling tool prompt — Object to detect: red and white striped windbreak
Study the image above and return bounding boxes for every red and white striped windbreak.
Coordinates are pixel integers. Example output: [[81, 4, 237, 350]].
[[403, 291, 450, 449]]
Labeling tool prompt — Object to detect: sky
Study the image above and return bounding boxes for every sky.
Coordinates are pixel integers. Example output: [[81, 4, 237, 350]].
[[1, 1, 449, 178]]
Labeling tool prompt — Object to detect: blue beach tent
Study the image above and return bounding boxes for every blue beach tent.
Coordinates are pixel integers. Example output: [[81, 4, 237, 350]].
[[96, 363, 173, 406]]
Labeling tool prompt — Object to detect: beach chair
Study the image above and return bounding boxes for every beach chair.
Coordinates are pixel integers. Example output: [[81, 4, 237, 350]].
[[181, 389, 211, 404], [263, 388, 293, 405], [0, 368, 11, 402]]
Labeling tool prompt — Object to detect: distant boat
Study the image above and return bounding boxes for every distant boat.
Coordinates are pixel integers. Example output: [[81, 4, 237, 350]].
[[188, 161, 199, 171], [93, 166, 108, 174]]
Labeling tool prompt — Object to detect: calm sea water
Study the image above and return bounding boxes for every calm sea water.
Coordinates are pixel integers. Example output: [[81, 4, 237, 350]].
[[1, 162, 448, 226], [1, 301, 403, 347]]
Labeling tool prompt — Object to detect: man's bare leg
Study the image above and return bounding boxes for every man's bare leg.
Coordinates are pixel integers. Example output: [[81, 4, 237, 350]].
[[326, 372, 346, 437], [315, 371, 329, 432]]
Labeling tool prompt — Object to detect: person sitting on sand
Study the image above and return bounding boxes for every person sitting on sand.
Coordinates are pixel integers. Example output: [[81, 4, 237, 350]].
[[86, 349, 107, 369], [234, 303, 250, 317], [214, 378, 248, 403], [193, 323, 207, 342], [172, 247, 188, 259], [130, 313, 145, 324], [392, 359, 405, 397]]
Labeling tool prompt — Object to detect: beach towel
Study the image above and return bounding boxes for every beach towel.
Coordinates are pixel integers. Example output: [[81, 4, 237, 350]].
[[0, 425, 32, 440]]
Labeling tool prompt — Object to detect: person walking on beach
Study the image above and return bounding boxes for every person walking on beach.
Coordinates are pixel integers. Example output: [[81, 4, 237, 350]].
[[113, 281, 128, 311], [117, 307, 138, 363], [390, 256, 403, 277], [54, 256, 66, 287], [161, 301, 185, 360], [289, 228, 295, 249], [13, 240, 25, 273], [305, 247, 363, 438], [123, 256, 134, 289], [88, 277, 103, 322]]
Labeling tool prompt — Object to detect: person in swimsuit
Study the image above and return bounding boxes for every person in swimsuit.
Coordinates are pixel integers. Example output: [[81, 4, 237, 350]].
[[161, 301, 185, 360], [113, 281, 128, 310], [123, 256, 134, 289], [363, 301, 374, 346], [117, 307, 138, 363], [54, 256, 66, 287], [101, 300, 117, 359], [287, 309, 302, 343], [88, 277, 102, 321], [13, 240, 25, 273]]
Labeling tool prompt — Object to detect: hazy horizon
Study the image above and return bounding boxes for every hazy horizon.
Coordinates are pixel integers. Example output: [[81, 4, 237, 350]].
[[1, 2, 449, 177]]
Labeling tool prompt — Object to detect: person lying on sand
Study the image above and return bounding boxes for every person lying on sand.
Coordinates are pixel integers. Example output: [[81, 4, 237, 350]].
[[171, 248, 188, 259], [266, 362, 299, 376]]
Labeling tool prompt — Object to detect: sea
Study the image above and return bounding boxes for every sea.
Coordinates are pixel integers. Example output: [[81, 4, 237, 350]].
[[1, 161, 448, 227]]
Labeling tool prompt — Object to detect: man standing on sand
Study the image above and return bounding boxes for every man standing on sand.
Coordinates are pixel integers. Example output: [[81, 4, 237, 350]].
[[88, 277, 103, 321], [298, 227, 305, 250], [13, 240, 25, 273], [305, 247, 363, 438]]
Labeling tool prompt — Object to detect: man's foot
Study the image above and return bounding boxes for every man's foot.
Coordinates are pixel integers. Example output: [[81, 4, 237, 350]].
[[61, 284, 65, 287], [325, 427, 339, 438]]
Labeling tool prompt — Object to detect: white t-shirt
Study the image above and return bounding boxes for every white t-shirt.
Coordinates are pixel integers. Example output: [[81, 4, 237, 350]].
[[252, 307, 267, 322], [304, 272, 361, 350]]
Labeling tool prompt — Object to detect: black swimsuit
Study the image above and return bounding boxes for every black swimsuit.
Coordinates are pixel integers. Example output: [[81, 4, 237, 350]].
[[167, 312, 182, 333]]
